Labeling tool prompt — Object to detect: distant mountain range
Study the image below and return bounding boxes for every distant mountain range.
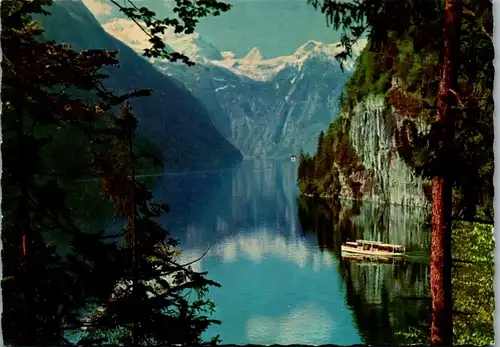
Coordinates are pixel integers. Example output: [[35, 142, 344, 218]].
[[101, 18, 367, 157], [42, 0, 366, 164], [40, 0, 243, 171]]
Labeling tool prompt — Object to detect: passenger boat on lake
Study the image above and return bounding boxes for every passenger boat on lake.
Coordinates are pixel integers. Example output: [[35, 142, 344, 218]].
[[341, 240, 406, 258]]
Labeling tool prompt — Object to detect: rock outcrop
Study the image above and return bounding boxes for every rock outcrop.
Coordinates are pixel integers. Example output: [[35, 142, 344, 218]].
[[344, 94, 430, 208]]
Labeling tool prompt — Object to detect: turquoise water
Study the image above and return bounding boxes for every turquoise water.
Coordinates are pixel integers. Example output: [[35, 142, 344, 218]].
[[150, 159, 431, 345], [183, 230, 362, 345]]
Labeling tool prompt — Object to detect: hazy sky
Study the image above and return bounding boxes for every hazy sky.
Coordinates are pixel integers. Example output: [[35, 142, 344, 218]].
[[192, 0, 343, 58], [87, 0, 342, 58]]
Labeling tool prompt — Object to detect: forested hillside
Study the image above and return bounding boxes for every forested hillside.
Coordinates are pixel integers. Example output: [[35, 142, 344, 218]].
[[2, 0, 234, 344], [298, 0, 494, 344], [38, 0, 243, 172], [298, 0, 493, 221]]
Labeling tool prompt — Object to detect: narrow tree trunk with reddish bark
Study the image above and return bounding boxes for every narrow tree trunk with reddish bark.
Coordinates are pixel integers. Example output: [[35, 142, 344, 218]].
[[431, 176, 453, 344], [431, 0, 461, 344]]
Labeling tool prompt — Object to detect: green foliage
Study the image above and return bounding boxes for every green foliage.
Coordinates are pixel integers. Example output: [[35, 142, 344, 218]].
[[314, 131, 327, 177], [108, 0, 231, 65], [75, 102, 222, 345], [393, 221, 495, 345], [302, 0, 493, 223], [394, 326, 430, 345], [2, 0, 225, 345], [343, 48, 378, 106], [451, 222, 495, 345], [303, 0, 494, 344], [306, 0, 446, 71], [1, 0, 138, 342], [340, 35, 439, 120]]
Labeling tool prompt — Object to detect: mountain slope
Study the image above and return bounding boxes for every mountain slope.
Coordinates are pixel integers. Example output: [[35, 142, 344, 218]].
[[164, 41, 358, 157], [298, 24, 493, 213], [100, 18, 364, 157], [39, 0, 242, 171]]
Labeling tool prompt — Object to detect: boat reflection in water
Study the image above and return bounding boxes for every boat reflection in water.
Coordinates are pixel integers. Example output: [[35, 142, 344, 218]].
[[297, 197, 431, 345]]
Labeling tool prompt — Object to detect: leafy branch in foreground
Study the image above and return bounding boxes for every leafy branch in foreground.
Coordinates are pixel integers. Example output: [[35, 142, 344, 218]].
[[107, 0, 231, 65], [2, 0, 228, 345], [76, 102, 222, 345], [1, 0, 149, 344]]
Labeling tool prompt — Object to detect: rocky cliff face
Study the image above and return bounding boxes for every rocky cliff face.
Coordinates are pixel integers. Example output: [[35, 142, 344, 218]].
[[343, 94, 430, 208], [100, 18, 363, 157], [298, 88, 431, 208], [185, 54, 349, 157]]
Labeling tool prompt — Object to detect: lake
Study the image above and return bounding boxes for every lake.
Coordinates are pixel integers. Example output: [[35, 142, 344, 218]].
[[150, 159, 432, 345]]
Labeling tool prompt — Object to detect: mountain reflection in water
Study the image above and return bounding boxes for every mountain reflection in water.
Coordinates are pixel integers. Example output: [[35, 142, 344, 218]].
[[150, 160, 431, 345], [298, 198, 432, 344]]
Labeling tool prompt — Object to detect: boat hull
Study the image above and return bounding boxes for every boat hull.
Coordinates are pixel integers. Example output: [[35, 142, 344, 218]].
[[341, 245, 405, 257]]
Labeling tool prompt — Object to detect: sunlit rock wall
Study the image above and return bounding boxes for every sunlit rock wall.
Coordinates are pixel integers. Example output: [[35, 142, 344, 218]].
[[345, 93, 430, 208]]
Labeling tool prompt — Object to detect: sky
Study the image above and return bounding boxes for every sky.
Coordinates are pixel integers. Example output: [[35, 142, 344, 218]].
[[83, 0, 343, 58]]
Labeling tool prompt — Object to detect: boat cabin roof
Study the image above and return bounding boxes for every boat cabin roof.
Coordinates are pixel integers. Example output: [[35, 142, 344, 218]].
[[355, 240, 405, 250], [379, 243, 404, 248], [356, 239, 382, 245]]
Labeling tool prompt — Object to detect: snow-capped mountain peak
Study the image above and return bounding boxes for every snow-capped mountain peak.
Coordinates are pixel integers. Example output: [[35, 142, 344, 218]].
[[293, 39, 346, 60], [211, 39, 366, 81], [294, 40, 323, 57], [99, 17, 366, 81], [101, 18, 223, 63], [222, 51, 236, 60], [244, 47, 264, 61]]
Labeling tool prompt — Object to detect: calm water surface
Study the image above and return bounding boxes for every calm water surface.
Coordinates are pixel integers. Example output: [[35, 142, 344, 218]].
[[151, 159, 431, 345]]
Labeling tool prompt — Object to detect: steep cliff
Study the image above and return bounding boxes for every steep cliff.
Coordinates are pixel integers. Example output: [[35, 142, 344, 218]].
[[299, 28, 493, 214], [341, 93, 430, 207], [298, 94, 430, 207], [297, 43, 435, 208]]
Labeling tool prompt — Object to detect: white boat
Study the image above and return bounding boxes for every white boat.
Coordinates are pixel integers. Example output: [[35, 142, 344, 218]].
[[341, 240, 405, 257]]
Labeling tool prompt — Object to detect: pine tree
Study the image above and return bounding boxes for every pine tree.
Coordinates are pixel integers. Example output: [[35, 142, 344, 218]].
[[315, 131, 326, 178], [429, 0, 462, 343], [305, 0, 492, 343], [77, 102, 222, 345], [3, 0, 233, 344], [1, 1, 148, 344]]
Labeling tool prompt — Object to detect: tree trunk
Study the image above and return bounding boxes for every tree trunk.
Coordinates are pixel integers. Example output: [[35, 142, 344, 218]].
[[129, 116, 138, 345], [430, 0, 461, 344], [14, 92, 37, 345], [431, 177, 453, 344]]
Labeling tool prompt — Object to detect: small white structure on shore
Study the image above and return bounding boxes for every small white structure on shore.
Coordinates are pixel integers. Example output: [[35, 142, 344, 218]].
[[290, 155, 297, 163]]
